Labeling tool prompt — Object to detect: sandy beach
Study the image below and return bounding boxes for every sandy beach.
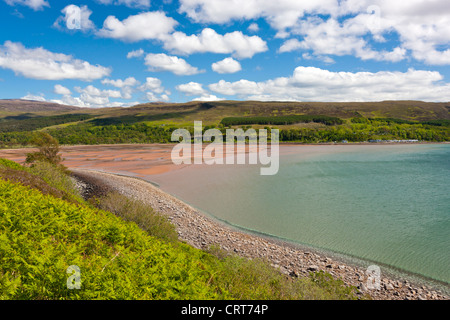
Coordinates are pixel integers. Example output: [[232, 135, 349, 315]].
[[1, 144, 449, 300]]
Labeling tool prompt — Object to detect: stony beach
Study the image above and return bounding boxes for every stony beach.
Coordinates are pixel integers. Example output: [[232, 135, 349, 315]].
[[71, 168, 449, 301]]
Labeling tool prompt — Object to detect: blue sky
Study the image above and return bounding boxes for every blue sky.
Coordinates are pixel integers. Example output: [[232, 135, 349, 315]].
[[1, 0, 450, 107]]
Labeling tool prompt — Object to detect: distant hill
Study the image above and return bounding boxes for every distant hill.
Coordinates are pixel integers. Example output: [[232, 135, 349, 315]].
[[125, 100, 450, 123], [1, 99, 449, 125], [0, 99, 81, 113], [1, 99, 449, 146]]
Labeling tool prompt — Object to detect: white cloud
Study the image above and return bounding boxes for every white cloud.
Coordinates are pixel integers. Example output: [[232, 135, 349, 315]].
[[193, 94, 226, 102], [280, 16, 407, 63], [209, 79, 262, 96], [0, 41, 111, 80], [102, 77, 140, 99], [163, 28, 267, 59], [248, 23, 259, 33], [180, 0, 450, 65], [145, 91, 170, 102], [278, 38, 302, 53], [175, 81, 226, 101], [178, 0, 337, 32], [54, 84, 71, 95], [96, 12, 266, 59], [51, 79, 170, 107], [53, 85, 125, 108], [96, 0, 151, 9], [53, 5, 95, 32], [21, 93, 46, 101], [127, 49, 145, 59], [4, 0, 49, 11], [102, 77, 140, 88], [96, 11, 178, 42], [139, 77, 165, 94], [208, 67, 450, 102], [144, 53, 203, 75], [51, 95, 139, 108], [211, 57, 242, 74], [75, 85, 122, 98], [51, 96, 87, 108], [176, 82, 206, 96], [137, 77, 170, 101]]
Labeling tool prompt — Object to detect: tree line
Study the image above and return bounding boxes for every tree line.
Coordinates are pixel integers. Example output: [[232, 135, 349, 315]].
[[1, 116, 449, 148]]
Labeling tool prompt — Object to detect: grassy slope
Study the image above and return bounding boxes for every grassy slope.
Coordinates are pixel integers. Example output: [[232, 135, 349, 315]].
[[0, 159, 360, 300]]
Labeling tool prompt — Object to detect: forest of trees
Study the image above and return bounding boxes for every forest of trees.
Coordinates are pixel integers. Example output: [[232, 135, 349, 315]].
[[0, 114, 94, 132], [0, 116, 449, 148], [221, 115, 344, 126]]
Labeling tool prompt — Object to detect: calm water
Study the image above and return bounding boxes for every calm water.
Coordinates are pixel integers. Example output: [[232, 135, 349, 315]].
[[153, 144, 450, 285]]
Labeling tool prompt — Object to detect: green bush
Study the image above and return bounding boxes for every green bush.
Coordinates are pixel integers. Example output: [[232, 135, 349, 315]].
[[25, 132, 63, 167], [0, 158, 25, 171], [206, 249, 360, 300], [95, 191, 178, 244], [0, 159, 80, 205], [0, 179, 225, 300], [28, 161, 83, 204]]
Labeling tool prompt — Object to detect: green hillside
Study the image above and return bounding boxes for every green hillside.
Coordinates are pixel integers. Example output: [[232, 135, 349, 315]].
[[0, 100, 449, 147]]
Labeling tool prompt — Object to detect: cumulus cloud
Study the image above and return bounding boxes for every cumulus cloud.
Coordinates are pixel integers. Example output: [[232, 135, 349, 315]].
[[0, 41, 111, 80], [211, 57, 242, 74], [21, 93, 46, 101], [176, 81, 226, 101], [96, 11, 267, 59], [176, 82, 206, 96], [278, 16, 407, 63], [97, 11, 178, 42], [208, 67, 450, 102], [193, 94, 225, 102], [179, 0, 450, 65], [127, 49, 145, 59], [136, 77, 171, 102], [248, 23, 259, 33], [4, 0, 49, 11], [139, 77, 167, 94], [102, 77, 141, 99], [51, 78, 170, 107], [75, 85, 122, 98], [145, 91, 170, 102], [102, 77, 140, 88], [144, 53, 203, 75], [163, 28, 267, 59], [54, 84, 71, 95], [96, 0, 151, 9], [51, 85, 124, 108], [179, 0, 337, 32]]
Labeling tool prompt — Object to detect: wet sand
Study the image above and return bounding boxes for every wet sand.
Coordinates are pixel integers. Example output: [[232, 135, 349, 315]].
[[0, 142, 431, 177], [0, 144, 180, 177]]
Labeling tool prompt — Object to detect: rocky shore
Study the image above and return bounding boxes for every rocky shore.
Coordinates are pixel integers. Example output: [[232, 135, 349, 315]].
[[71, 168, 449, 300]]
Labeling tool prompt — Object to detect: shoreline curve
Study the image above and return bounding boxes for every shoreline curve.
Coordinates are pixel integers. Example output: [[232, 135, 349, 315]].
[[71, 168, 449, 300]]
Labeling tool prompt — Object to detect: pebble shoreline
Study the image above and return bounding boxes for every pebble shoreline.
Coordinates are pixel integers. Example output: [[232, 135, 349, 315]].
[[71, 168, 449, 301]]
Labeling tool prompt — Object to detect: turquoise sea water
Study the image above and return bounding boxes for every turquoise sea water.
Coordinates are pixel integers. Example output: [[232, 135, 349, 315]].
[[154, 144, 450, 286]]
